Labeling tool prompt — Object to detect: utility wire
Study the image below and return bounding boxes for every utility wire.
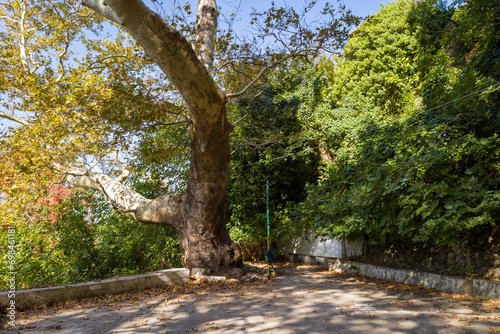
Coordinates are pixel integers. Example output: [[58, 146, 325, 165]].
[[424, 81, 499, 113], [231, 146, 320, 168], [400, 81, 500, 122], [231, 81, 499, 169]]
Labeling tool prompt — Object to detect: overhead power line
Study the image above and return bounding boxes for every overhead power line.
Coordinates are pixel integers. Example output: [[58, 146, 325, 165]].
[[230, 81, 499, 169], [402, 81, 500, 122], [231, 146, 320, 169]]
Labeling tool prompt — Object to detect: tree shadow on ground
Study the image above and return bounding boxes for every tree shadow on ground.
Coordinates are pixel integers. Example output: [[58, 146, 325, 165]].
[[7, 264, 500, 334]]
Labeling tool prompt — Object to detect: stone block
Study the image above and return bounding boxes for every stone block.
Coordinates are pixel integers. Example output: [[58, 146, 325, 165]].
[[304, 255, 317, 265], [191, 268, 211, 277], [0, 268, 190, 310]]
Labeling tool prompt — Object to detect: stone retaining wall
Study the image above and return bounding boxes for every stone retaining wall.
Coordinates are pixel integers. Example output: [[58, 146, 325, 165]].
[[288, 254, 499, 300], [0, 268, 190, 311], [329, 258, 500, 300]]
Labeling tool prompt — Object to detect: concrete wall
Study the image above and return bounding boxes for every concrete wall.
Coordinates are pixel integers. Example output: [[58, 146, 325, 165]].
[[281, 229, 363, 259], [329, 259, 500, 300], [0, 268, 190, 311], [344, 239, 364, 258]]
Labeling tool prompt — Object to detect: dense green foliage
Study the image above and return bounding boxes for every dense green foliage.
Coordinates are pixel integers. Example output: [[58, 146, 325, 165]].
[[228, 64, 320, 243], [0, 190, 182, 290], [296, 0, 500, 246], [299, 78, 499, 245], [331, 0, 455, 113], [331, 0, 420, 114], [447, 0, 499, 70], [0, 111, 189, 290], [227, 0, 499, 250], [0, 124, 189, 290]]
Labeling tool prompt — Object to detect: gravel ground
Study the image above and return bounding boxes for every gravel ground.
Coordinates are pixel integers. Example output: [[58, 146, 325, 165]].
[[3, 263, 500, 334]]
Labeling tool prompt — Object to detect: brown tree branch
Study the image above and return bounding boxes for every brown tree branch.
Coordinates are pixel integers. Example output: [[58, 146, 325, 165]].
[[226, 55, 295, 98], [57, 163, 183, 225], [0, 111, 31, 126], [196, 0, 217, 69]]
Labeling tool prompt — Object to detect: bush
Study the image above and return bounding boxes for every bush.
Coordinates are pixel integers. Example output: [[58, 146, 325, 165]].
[[0, 190, 182, 290], [298, 72, 500, 246]]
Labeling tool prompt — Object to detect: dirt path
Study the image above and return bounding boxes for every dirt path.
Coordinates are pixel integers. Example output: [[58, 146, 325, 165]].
[[3, 264, 500, 333]]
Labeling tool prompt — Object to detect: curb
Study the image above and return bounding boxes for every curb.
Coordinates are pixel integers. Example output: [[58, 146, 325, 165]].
[[328, 258, 500, 300], [0, 268, 190, 310]]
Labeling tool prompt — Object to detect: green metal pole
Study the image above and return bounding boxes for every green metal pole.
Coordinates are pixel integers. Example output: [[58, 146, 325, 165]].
[[266, 180, 270, 276]]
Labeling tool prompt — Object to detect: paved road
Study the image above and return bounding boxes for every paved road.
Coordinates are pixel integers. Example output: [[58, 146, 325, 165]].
[[4, 264, 500, 333]]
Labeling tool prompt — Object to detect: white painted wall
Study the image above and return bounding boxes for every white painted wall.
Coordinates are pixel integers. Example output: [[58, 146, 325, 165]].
[[344, 239, 364, 258], [280, 229, 363, 259]]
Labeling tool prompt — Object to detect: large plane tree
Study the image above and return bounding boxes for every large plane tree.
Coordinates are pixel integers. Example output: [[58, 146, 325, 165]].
[[0, 0, 358, 274]]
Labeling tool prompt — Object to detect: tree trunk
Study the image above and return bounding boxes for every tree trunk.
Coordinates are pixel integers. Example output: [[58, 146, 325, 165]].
[[177, 193, 243, 274], [177, 99, 244, 275], [81, 0, 244, 275]]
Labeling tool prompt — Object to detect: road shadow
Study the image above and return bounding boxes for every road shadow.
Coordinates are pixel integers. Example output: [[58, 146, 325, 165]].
[[5, 264, 499, 333]]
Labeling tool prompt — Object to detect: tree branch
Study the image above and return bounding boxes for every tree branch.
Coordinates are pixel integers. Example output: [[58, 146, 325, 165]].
[[196, 0, 217, 69], [226, 65, 270, 99], [0, 15, 17, 24], [0, 111, 31, 126], [145, 119, 191, 129], [19, 0, 30, 72], [80, 0, 122, 25], [226, 55, 294, 98], [59, 164, 183, 225], [82, 0, 225, 116]]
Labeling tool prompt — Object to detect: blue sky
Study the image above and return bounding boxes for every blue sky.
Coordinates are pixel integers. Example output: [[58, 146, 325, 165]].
[[1, 1, 391, 128], [215, 0, 391, 21], [345, 0, 392, 16]]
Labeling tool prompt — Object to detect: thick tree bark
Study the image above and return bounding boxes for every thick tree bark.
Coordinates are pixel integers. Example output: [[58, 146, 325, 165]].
[[82, 0, 244, 274], [196, 0, 217, 68], [180, 101, 243, 274]]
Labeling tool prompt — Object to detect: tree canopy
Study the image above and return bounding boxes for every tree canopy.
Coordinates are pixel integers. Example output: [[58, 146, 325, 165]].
[[295, 0, 500, 246], [2, 0, 498, 286], [0, 0, 360, 276]]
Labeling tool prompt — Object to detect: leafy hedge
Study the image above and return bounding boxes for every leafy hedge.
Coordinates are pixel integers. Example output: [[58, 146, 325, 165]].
[[0, 190, 182, 290], [294, 0, 500, 247], [298, 72, 500, 245]]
